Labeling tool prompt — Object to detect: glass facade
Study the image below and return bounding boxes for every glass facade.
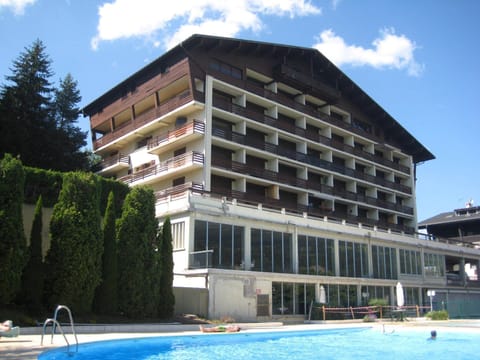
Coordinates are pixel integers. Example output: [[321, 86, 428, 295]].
[[298, 235, 335, 275], [192, 220, 244, 269], [424, 252, 445, 277], [399, 249, 422, 275], [251, 228, 293, 273], [372, 245, 397, 279], [338, 240, 369, 278]]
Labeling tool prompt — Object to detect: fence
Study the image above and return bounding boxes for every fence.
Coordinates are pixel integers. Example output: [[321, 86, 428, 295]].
[[309, 304, 432, 321]]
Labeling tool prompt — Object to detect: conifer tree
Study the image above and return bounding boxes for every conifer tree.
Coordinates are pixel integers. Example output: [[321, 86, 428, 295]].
[[0, 40, 55, 169], [158, 217, 175, 318], [0, 40, 90, 170], [117, 187, 158, 318], [44, 172, 102, 314], [20, 195, 45, 314], [94, 191, 118, 314], [0, 154, 27, 305]]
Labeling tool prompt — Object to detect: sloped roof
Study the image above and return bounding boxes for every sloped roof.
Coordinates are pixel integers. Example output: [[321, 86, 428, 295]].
[[418, 206, 480, 228], [83, 34, 434, 163]]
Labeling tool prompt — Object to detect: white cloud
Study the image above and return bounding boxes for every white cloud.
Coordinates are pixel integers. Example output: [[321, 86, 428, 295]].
[[313, 28, 424, 76], [0, 0, 36, 15], [91, 0, 320, 50]]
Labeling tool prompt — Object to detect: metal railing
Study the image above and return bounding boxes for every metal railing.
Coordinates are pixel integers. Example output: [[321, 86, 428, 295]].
[[41, 305, 78, 353]]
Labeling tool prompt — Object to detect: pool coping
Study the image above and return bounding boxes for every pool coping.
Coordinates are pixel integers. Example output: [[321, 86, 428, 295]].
[[2, 320, 480, 359]]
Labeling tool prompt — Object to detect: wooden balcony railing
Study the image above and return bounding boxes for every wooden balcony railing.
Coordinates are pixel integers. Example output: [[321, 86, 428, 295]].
[[119, 151, 204, 184], [212, 126, 413, 196], [212, 94, 410, 174], [97, 153, 129, 171], [211, 153, 413, 216], [93, 89, 194, 150], [147, 120, 205, 150]]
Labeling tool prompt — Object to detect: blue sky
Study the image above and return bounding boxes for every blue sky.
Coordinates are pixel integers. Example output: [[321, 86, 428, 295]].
[[1, 0, 479, 222]]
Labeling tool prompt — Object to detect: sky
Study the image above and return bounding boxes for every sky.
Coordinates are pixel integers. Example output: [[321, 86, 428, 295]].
[[1, 0, 479, 223]]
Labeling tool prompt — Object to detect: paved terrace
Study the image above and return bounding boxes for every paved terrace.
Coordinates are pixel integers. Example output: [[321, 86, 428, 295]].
[[2, 320, 480, 359]]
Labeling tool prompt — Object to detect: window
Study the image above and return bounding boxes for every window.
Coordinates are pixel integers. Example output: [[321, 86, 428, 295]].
[[372, 245, 397, 279], [251, 228, 293, 273], [424, 253, 445, 277], [298, 235, 335, 276], [209, 59, 242, 79], [399, 249, 422, 275], [171, 221, 185, 250], [192, 220, 244, 269], [338, 240, 369, 278]]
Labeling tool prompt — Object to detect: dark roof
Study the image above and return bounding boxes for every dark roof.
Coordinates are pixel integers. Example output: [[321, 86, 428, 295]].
[[83, 34, 435, 163], [418, 206, 480, 228]]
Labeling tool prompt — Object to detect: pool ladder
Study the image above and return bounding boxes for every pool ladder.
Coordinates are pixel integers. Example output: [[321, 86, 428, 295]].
[[41, 305, 78, 353]]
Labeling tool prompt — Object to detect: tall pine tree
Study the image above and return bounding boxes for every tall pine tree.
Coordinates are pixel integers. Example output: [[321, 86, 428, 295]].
[[0, 40, 55, 169], [53, 74, 90, 171], [0, 40, 89, 171]]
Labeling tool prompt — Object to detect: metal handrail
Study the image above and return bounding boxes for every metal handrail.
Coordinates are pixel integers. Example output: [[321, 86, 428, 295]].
[[41, 305, 78, 353]]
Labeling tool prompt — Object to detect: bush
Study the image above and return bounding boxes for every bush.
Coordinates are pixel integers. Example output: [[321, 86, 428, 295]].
[[425, 310, 449, 320]]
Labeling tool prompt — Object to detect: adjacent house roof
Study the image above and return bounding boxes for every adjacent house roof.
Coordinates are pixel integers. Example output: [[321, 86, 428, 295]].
[[83, 34, 435, 163], [419, 206, 480, 228]]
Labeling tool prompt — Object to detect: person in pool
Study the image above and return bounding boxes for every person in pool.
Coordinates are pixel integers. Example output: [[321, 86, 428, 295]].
[[429, 330, 437, 340], [199, 324, 241, 333]]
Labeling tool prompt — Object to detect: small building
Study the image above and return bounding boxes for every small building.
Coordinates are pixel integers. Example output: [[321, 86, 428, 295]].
[[83, 34, 480, 320]]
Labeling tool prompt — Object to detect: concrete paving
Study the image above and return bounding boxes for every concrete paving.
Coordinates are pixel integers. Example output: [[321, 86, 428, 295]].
[[2, 320, 480, 359]]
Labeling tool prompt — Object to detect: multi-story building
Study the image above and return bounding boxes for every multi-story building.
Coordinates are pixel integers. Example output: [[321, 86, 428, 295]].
[[83, 34, 480, 320]]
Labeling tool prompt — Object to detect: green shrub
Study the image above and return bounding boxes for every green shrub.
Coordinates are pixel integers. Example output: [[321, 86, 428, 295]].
[[425, 310, 449, 320]]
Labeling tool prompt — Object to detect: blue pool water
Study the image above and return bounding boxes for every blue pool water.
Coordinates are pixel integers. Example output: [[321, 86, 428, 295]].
[[39, 327, 480, 360]]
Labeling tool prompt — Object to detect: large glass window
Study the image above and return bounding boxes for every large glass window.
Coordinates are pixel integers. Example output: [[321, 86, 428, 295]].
[[338, 240, 368, 278], [192, 220, 244, 269], [298, 235, 335, 276], [251, 228, 293, 273], [399, 249, 422, 275], [272, 282, 315, 316], [372, 245, 397, 279], [424, 253, 445, 277]]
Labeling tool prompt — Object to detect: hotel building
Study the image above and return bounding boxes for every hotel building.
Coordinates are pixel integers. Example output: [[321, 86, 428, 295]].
[[83, 35, 480, 320]]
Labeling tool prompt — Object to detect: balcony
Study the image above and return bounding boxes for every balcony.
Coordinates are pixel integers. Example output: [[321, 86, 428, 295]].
[[211, 153, 413, 216], [212, 94, 410, 174], [96, 153, 130, 176], [119, 151, 204, 185], [93, 89, 196, 151], [212, 127, 412, 196], [155, 181, 204, 201], [148, 120, 205, 154]]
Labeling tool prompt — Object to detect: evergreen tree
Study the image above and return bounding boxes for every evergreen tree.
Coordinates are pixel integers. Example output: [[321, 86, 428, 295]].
[[52, 74, 89, 171], [0, 154, 27, 305], [94, 191, 118, 315], [158, 217, 175, 318], [117, 187, 158, 318], [0, 40, 89, 171], [44, 172, 102, 314], [20, 195, 44, 314], [0, 40, 56, 169]]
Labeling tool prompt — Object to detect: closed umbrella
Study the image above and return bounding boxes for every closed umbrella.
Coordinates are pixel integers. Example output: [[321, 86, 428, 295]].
[[396, 282, 404, 307]]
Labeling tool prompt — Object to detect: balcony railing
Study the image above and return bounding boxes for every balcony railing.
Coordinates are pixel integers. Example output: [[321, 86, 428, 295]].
[[211, 154, 413, 216], [212, 126, 412, 196], [97, 153, 130, 172], [147, 120, 205, 151], [212, 94, 410, 174], [155, 181, 204, 201], [93, 89, 194, 150], [119, 151, 204, 185]]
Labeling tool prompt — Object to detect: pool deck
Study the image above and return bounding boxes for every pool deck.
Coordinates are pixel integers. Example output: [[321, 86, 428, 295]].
[[2, 319, 480, 359]]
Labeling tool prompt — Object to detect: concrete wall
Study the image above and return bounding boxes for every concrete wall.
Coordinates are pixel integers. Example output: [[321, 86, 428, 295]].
[[173, 287, 208, 318]]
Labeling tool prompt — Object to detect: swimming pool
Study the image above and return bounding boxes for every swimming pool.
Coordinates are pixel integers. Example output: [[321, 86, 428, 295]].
[[39, 326, 480, 360]]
